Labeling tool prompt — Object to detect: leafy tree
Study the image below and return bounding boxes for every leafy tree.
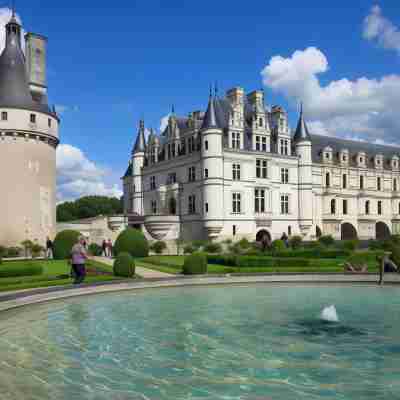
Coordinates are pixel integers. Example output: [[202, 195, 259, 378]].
[[57, 196, 123, 222]]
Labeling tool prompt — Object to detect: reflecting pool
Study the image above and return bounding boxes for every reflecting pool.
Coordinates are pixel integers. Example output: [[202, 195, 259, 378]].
[[0, 285, 399, 399]]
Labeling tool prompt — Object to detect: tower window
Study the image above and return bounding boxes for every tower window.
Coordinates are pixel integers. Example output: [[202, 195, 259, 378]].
[[259, 118, 263, 127], [342, 174, 347, 189], [331, 199, 336, 215], [377, 177, 382, 191], [378, 200, 382, 215], [205, 202, 209, 213], [48, 118, 51, 127], [204, 140, 208, 151], [1, 112, 7, 121], [343, 199, 348, 215], [262, 137, 267, 151], [204, 168, 208, 179], [360, 175, 364, 190], [30, 114, 36, 124], [394, 179, 398, 192], [365, 200, 370, 215], [326, 172, 330, 188]]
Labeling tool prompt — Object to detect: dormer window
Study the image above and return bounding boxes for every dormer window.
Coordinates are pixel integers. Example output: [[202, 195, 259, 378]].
[[340, 149, 349, 165], [391, 156, 399, 170], [357, 152, 366, 168], [323, 146, 333, 163]]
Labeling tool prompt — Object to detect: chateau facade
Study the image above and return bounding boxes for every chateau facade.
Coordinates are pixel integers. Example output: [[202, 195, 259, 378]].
[[123, 87, 399, 243], [0, 11, 59, 246]]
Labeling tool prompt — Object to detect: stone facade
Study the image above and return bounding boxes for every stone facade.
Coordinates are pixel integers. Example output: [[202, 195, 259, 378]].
[[123, 87, 399, 243]]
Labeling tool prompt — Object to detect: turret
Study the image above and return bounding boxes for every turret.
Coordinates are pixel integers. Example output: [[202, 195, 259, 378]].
[[293, 105, 313, 235], [131, 120, 146, 215], [201, 91, 224, 240]]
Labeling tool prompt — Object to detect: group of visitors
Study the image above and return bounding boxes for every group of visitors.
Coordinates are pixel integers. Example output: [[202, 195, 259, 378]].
[[102, 239, 113, 257]]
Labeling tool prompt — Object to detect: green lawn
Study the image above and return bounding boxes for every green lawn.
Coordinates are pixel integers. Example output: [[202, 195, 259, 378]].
[[138, 255, 380, 274], [0, 259, 123, 293]]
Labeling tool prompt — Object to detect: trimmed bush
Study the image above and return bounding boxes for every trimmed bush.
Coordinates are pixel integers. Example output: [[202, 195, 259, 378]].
[[53, 230, 81, 260], [271, 240, 286, 253], [236, 256, 311, 268], [114, 228, 149, 258], [0, 262, 43, 278], [318, 235, 335, 247], [4, 247, 21, 258], [289, 235, 303, 249], [340, 240, 359, 252], [88, 243, 103, 256], [204, 242, 222, 253], [184, 244, 195, 254], [207, 254, 237, 266], [182, 252, 207, 275], [31, 244, 44, 258], [151, 241, 167, 254], [113, 252, 135, 277]]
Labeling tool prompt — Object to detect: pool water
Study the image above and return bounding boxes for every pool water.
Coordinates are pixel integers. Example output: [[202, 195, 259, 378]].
[[0, 285, 399, 399]]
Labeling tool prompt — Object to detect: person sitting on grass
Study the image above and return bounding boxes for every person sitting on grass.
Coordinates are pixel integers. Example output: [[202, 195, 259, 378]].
[[70, 236, 88, 284]]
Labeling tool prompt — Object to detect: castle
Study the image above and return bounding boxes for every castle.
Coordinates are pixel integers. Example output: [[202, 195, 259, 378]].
[[122, 85, 400, 244], [0, 10, 59, 246]]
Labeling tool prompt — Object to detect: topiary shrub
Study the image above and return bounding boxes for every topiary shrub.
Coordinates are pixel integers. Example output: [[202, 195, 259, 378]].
[[113, 252, 135, 277], [53, 230, 81, 260], [204, 242, 222, 253], [182, 252, 207, 275], [289, 235, 303, 249], [271, 239, 286, 253], [31, 244, 44, 258], [184, 244, 195, 254], [113, 228, 149, 258], [318, 235, 335, 247], [150, 241, 167, 254], [88, 243, 103, 256]]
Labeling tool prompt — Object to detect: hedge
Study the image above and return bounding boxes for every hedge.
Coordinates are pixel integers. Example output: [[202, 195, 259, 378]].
[[114, 228, 149, 258], [0, 262, 43, 278], [236, 256, 311, 268], [113, 252, 135, 277], [182, 252, 207, 275], [272, 249, 350, 259], [53, 230, 81, 260]]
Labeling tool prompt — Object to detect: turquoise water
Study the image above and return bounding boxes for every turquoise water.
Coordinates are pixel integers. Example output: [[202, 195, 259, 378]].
[[0, 285, 400, 399]]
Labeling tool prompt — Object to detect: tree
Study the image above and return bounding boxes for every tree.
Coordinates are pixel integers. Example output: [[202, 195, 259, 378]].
[[56, 196, 123, 222]]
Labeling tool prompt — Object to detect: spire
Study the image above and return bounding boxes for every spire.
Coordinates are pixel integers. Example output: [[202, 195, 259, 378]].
[[293, 102, 311, 143], [133, 119, 146, 153], [201, 90, 219, 131]]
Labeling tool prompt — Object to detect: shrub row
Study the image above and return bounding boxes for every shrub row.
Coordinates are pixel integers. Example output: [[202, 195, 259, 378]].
[[207, 254, 317, 268], [183, 252, 207, 275], [0, 262, 43, 278]]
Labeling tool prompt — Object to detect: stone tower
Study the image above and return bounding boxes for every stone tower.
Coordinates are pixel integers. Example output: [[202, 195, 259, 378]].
[[201, 93, 224, 240], [0, 10, 59, 247], [293, 105, 313, 236], [131, 120, 146, 215]]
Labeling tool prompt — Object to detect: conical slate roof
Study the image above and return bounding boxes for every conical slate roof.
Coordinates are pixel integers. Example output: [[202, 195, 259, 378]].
[[133, 120, 146, 153], [0, 14, 54, 115], [201, 95, 219, 130], [293, 105, 311, 143]]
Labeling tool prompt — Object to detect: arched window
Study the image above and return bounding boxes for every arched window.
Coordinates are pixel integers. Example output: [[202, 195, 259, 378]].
[[331, 199, 336, 214], [326, 172, 330, 188], [365, 200, 370, 215]]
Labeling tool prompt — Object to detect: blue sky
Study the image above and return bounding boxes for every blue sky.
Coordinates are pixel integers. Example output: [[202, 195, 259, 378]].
[[1, 1, 400, 200]]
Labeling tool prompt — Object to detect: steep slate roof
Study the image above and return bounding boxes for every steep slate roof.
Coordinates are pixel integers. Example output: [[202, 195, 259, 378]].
[[122, 162, 132, 178], [132, 120, 146, 153], [201, 96, 218, 130], [293, 107, 311, 143], [0, 15, 55, 116], [310, 134, 400, 169]]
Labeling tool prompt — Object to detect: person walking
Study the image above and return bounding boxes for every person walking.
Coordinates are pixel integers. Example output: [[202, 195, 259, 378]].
[[70, 236, 88, 284], [46, 236, 53, 259]]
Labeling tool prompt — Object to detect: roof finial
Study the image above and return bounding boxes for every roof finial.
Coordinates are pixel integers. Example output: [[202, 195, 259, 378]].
[[209, 84, 212, 98], [171, 104, 175, 115], [300, 101, 303, 116], [214, 81, 218, 97]]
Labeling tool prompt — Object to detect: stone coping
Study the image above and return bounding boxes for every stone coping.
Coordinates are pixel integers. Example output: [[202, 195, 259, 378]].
[[0, 273, 399, 314]]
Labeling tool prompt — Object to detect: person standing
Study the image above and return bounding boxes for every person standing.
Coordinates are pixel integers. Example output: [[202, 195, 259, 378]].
[[46, 236, 53, 259], [107, 239, 113, 258], [70, 236, 88, 284], [102, 239, 107, 257]]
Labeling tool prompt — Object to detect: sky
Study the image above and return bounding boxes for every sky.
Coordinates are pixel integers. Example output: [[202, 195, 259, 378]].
[[1, 1, 400, 202]]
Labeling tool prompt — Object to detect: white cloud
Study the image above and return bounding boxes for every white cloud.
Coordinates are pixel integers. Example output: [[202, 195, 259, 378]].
[[159, 113, 170, 133], [0, 7, 24, 53], [261, 47, 400, 144], [363, 5, 400, 53], [56, 144, 122, 202]]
